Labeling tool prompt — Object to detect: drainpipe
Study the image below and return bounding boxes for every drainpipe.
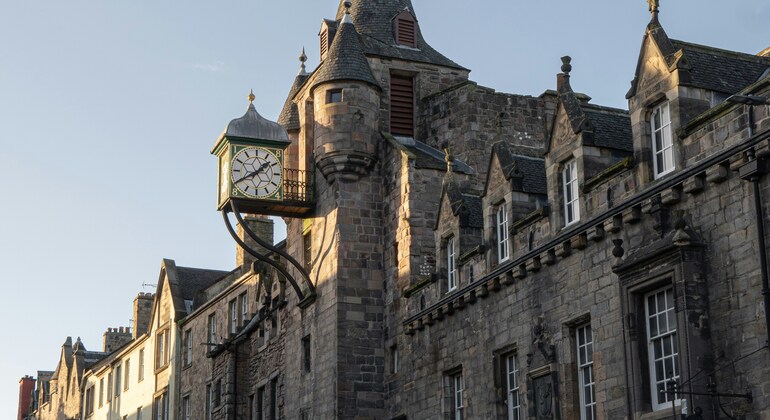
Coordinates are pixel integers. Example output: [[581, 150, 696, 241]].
[[730, 94, 770, 352]]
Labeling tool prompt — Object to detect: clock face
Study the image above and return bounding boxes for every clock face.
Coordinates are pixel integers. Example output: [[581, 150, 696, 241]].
[[230, 147, 283, 199]]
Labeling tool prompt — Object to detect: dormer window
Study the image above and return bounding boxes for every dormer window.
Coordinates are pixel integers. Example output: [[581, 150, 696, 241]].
[[319, 20, 338, 61], [563, 159, 579, 226], [393, 10, 417, 47], [651, 101, 674, 178]]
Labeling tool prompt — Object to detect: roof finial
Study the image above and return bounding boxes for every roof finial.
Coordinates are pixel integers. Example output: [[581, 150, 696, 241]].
[[298, 47, 308, 76], [342, 1, 353, 24], [248, 89, 255, 105], [560, 56, 572, 75], [443, 144, 454, 173], [647, 0, 659, 21]]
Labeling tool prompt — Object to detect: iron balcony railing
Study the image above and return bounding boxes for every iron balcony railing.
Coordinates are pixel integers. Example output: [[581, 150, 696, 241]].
[[283, 168, 314, 205]]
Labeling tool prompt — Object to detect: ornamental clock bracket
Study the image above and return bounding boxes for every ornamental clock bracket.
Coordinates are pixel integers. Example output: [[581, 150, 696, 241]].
[[212, 92, 315, 306]]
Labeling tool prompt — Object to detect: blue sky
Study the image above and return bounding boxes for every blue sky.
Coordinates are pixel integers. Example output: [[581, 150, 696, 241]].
[[0, 0, 768, 416]]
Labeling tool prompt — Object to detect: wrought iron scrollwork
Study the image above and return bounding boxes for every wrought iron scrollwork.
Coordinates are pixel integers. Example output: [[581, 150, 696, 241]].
[[222, 201, 316, 307]]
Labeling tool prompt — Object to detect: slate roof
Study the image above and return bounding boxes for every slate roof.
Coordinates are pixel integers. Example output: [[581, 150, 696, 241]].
[[175, 266, 230, 304], [460, 193, 484, 229], [671, 39, 770, 94], [278, 73, 309, 131], [582, 105, 633, 152], [213, 103, 290, 155], [334, 0, 465, 70], [493, 142, 547, 195], [311, 16, 378, 91]]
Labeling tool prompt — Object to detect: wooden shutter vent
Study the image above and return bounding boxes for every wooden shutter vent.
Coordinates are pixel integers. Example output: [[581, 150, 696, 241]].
[[390, 75, 414, 136], [320, 23, 337, 60], [394, 12, 417, 47]]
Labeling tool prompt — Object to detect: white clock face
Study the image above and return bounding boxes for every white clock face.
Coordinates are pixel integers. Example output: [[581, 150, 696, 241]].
[[230, 147, 283, 199]]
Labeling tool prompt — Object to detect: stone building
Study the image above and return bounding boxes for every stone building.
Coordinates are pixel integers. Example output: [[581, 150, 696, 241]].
[[221, 0, 770, 419], [18, 1, 770, 419]]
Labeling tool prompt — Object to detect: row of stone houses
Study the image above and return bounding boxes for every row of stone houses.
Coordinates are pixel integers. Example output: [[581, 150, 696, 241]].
[[20, 0, 770, 419]]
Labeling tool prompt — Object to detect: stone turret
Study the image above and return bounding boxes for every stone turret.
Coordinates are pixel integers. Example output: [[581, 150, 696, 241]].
[[311, 3, 381, 183]]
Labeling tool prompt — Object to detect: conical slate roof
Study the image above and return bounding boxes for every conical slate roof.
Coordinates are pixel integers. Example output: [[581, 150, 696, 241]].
[[335, 0, 465, 70], [311, 14, 378, 91], [278, 73, 309, 131]]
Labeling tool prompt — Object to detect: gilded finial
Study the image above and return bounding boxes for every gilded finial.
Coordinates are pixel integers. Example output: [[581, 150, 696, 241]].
[[647, 0, 659, 20], [443, 145, 454, 173], [248, 89, 256, 104]]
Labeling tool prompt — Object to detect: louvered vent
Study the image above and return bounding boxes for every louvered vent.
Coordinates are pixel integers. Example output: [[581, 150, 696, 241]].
[[320, 30, 329, 59], [320, 24, 337, 60], [390, 75, 414, 136], [394, 11, 417, 47]]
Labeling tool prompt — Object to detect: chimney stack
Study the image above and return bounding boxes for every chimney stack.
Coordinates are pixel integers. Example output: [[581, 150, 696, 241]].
[[133, 292, 155, 339], [236, 216, 274, 269], [103, 327, 132, 353], [17, 376, 35, 420]]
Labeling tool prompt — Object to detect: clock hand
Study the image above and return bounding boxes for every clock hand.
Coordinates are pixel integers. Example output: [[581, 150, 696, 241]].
[[233, 162, 272, 184]]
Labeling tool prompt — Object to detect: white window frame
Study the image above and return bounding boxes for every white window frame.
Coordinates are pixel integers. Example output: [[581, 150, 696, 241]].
[[562, 159, 580, 226], [576, 324, 596, 420], [651, 101, 674, 178], [183, 329, 192, 367], [506, 354, 520, 420], [453, 373, 464, 420], [138, 348, 144, 382], [208, 314, 217, 351], [240, 292, 249, 325], [229, 300, 238, 334], [645, 287, 680, 411], [447, 236, 457, 292], [497, 205, 509, 262], [182, 396, 190, 420]]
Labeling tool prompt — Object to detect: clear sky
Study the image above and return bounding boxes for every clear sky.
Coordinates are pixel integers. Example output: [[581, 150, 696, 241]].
[[0, 0, 768, 416]]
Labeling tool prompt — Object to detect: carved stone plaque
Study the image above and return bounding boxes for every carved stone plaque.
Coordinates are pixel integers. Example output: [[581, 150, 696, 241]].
[[533, 374, 555, 419]]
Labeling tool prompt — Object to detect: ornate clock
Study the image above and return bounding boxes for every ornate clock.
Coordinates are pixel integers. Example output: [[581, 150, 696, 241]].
[[213, 92, 313, 216], [230, 146, 283, 200]]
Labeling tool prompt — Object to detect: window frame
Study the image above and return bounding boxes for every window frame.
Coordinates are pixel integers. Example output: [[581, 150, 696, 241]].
[[645, 286, 680, 411], [124, 359, 130, 391], [576, 324, 596, 420], [239, 292, 249, 326], [155, 329, 169, 370], [452, 372, 464, 420], [138, 348, 145, 382], [562, 159, 580, 226], [651, 101, 674, 178], [496, 204, 509, 262], [446, 236, 457, 292], [183, 329, 192, 367], [208, 313, 218, 351], [114, 365, 121, 398], [229, 299, 238, 335], [505, 354, 521, 420]]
